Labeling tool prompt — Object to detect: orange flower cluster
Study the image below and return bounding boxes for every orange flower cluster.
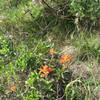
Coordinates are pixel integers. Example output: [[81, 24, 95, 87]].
[[10, 86, 16, 91], [62, 65, 67, 69], [50, 48, 55, 54], [59, 54, 72, 64], [39, 65, 53, 77]]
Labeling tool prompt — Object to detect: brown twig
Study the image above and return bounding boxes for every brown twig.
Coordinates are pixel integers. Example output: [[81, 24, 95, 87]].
[[41, 0, 55, 11]]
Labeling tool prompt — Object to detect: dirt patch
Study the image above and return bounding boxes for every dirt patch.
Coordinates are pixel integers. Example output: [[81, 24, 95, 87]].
[[60, 45, 79, 61]]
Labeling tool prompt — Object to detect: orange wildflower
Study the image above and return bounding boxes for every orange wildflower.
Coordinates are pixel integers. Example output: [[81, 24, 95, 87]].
[[59, 59, 67, 63], [42, 65, 48, 70], [39, 65, 53, 77], [66, 58, 72, 62], [62, 65, 67, 69], [41, 65, 49, 74], [39, 68, 44, 72], [48, 67, 53, 72], [50, 48, 55, 54], [59, 53, 72, 64], [61, 54, 70, 59], [40, 73, 46, 77], [10, 86, 16, 91]]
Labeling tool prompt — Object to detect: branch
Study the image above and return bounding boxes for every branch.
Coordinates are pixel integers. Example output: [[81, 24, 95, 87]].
[[41, 0, 55, 11]]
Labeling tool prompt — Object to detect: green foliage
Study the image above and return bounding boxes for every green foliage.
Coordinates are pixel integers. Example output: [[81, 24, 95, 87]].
[[65, 79, 85, 100], [15, 39, 53, 71], [1, 0, 100, 37], [25, 70, 54, 99], [70, 0, 100, 29], [74, 33, 100, 59], [0, 0, 100, 100], [80, 40, 100, 58], [0, 35, 15, 62], [24, 89, 40, 100], [24, 71, 40, 100]]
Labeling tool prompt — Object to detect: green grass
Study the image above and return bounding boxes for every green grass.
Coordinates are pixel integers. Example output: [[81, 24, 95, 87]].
[[0, 31, 100, 100], [0, 0, 100, 100]]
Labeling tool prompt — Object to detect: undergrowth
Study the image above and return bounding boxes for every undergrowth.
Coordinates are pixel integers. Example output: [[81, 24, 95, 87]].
[[0, 0, 100, 100]]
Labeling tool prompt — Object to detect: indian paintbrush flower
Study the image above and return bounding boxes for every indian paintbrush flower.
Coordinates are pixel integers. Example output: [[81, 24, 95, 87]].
[[39, 65, 53, 77], [10, 86, 16, 92], [50, 48, 55, 54], [59, 53, 72, 64]]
